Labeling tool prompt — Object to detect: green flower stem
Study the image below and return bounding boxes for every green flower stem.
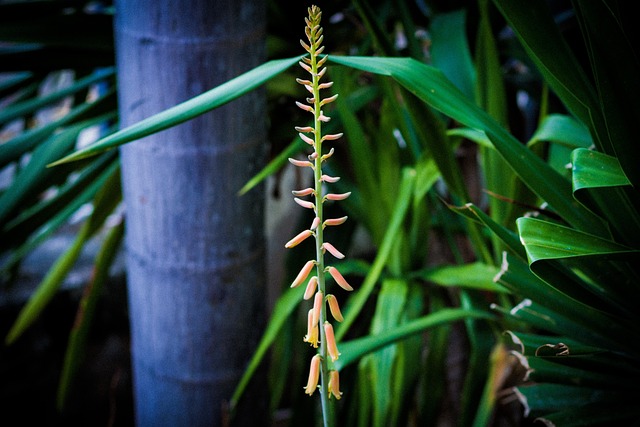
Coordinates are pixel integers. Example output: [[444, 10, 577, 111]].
[[309, 34, 334, 427]]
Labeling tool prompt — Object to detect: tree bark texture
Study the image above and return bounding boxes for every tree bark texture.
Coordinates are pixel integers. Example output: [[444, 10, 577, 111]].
[[115, 1, 266, 425]]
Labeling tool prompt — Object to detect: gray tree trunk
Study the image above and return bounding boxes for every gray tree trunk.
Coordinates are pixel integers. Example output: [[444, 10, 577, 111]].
[[115, 1, 267, 425]]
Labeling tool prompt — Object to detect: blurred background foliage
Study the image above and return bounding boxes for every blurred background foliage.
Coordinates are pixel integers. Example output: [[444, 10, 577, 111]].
[[1, 0, 638, 426]]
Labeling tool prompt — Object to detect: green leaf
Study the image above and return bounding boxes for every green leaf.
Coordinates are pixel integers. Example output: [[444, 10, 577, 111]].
[[329, 55, 608, 237], [50, 56, 302, 166], [430, 9, 476, 100], [336, 168, 415, 341], [528, 114, 592, 150], [517, 217, 636, 262], [572, 148, 632, 190], [4, 166, 121, 345], [335, 308, 494, 371], [57, 219, 124, 410], [413, 262, 508, 293], [230, 284, 305, 411]]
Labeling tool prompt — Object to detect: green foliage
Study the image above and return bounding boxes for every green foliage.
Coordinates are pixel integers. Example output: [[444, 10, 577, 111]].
[[3, 0, 639, 425]]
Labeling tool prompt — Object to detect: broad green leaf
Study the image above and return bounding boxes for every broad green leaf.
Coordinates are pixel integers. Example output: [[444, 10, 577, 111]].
[[491, 0, 607, 154], [364, 279, 408, 427], [335, 308, 494, 371], [431, 9, 476, 100], [516, 217, 636, 262], [50, 56, 302, 166], [329, 55, 608, 238], [448, 202, 527, 260], [573, 1, 640, 188], [412, 262, 508, 293], [519, 383, 630, 416], [336, 168, 415, 340], [528, 114, 592, 150], [572, 148, 631, 190]]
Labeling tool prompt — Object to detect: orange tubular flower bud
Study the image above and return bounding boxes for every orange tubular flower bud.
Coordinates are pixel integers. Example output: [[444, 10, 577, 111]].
[[321, 175, 340, 183], [320, 94, 339, 106], [322, 132, 343, 141], [292, 188, 314, 197], [294, 197, 315, 210], [312, 291, 323, 326], [326, 294, 344, 322], [325, 192, 351, 201], [300, 39, 311, 52], [328, 370, 342, 400], [285, 229, 313, 249], [321, 147, 335, 161], [323, 216, 348, 227], [288, 158, 314, 168], [295, 79, 312, 86], [318, 113, 331, 122], [299, 133, 315, 145], [295, 100, 314, 112], [310, 216, 321, 231], [322, 242, 345, 259], [304, 355, 321, 395], [304, 276, 318, 300], [327, 266, 353, 291], [324, 322, 340, 362], [303, 309, 319, 348], [291, 260, 315, 288], [318, 81, 334, 90], [298, 61, 312, 73]]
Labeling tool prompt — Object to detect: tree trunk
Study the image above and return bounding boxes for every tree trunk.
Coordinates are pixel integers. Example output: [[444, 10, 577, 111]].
[[115, 1, 266, 425]]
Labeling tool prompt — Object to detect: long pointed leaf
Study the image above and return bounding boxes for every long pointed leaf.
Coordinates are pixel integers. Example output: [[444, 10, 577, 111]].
[[50, 56, 302, 165]]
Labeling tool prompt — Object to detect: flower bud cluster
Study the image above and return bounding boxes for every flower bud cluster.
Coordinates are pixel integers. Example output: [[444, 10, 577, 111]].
[[286, 5, 350, 401]]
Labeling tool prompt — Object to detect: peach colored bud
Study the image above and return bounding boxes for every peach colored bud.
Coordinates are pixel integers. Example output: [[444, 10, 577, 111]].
[[326, 294, 344, 322], [303, 309, 319, 348], [323, 216, 348, 227], [294, 198, 315, 210], [324, 322, 340, 362], [291, 260, 315, 288], [327, 266, 353, 291], [306, 97, 315, 104], [318, 82, 333, 90], [300, 39, 311, 52], [317, 67, 327, 78], [315, 45, 325, 55], [322, 132, 343, 141], [299, 133, 315, 145], [328, 370, 342, 400], [321, 175, 340, 183], [295, 79, 312, 86], [304, 276, 318, 300], [320, 94, 339, 107], [295, 101, 313, 113], [295, 126, 314, 133], [285, 229, 313, 249], [298, 61, 312, 73], [325, 192, 351, 201], [292, 188, 314, 197], [321, 147, 335, 161], [312, 291, 323, 326], [308, 152, 318, 160], [288, 158, 313, 168], [310, 217, 321, 231], [304, 355, 321, 395], [317, 55, 328, 67], [318, 113, 331, 122], [322, 242, 345, 259], [304, 84, 314, 94]]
